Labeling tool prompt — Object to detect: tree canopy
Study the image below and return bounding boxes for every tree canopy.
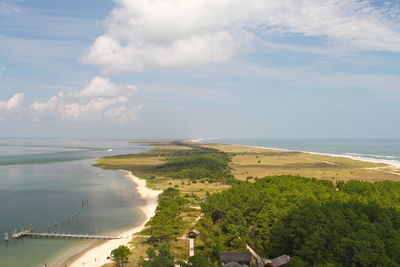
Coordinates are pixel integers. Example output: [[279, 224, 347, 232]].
[[142, 187, 188, 243], [108, 245, 132, 267], [140, 242, 175, 267], [200, 175, 400, 266], [160, 146, 234, 182]]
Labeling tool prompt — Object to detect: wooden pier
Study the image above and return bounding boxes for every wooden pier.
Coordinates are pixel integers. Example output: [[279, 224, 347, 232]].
[[12, 230, 123, 240]]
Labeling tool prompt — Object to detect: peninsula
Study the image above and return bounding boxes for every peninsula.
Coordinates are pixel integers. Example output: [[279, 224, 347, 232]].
[[75, 140, 400, 266]]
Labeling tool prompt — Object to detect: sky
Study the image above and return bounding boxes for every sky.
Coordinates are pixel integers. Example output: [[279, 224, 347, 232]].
[[0, 0, 400, 139]]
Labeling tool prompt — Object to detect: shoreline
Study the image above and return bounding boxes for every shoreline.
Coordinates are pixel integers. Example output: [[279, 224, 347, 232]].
[[193, 138, 400, 170], [68, 139, 399, 266], [68, 171, 162, 267], [246, 145, 400, 170]]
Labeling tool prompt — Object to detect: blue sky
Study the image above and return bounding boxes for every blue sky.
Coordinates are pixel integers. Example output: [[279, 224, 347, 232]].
[[0, 0, 399, 138]]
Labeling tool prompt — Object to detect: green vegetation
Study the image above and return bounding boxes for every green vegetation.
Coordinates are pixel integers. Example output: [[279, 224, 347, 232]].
[[96, 142, 234, 184], [108, 245, 132, 267], [140, 242, 175, 267], [96, 141, 232, 264], [179, 255, 221, 267], [142, 187, 188, 243], [211, 143, 400, 182], [139, 243, 219, 267], [97, 141, 400, 266], [160, 145, 234, 182], [200, 175, 400, 266]]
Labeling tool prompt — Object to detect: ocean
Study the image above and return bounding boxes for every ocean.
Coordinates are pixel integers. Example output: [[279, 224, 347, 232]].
[[212, 139, 400, 166], [0, 138, 150, 267]]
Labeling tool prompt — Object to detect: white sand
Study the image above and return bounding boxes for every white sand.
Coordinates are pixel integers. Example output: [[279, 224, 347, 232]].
[[188, 138, 216, 143], [248, 145, 400, 171], [69, 171, 162, 267]]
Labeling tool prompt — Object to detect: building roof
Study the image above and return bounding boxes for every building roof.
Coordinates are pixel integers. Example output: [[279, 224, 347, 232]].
[[271, 255, 291, 267], [220, 251, 253, 263], [187, 229, 201, 239], [189, 229, 200, 235]]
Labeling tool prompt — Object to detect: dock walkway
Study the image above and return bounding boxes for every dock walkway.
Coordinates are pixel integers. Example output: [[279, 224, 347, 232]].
[[12, 230, 123, 240]]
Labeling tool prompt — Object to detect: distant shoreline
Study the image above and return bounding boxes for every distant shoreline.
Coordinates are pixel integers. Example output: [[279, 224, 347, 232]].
[[68, 139, 400, 265], [68, 171, 161, 267], [246, 145, 400, 169], [192, 138, 400, 170]]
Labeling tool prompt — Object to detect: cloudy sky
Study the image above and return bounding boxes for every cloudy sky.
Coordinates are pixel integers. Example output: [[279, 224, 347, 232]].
[[0, 0, 399, 138]]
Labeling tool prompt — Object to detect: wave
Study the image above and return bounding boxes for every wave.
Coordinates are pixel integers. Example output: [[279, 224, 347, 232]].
[[250, 146, 400, 168], [207, 139, 400, 169], [344, 153, 397, 159]]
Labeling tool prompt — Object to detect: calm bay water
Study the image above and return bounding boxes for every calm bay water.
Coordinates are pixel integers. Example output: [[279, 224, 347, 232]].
[[213, 139, 400, 164], [0, 138, 150, 267]]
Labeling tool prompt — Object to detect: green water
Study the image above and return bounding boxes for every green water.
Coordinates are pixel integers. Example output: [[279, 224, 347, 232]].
[[0, 138, 150, 266]]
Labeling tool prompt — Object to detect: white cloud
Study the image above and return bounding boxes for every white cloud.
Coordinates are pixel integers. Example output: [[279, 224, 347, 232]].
[[31, 77, 141, 123], [77, 76, 138, 98], [0, 93, 24, 111], [83, 0, 400, 73]]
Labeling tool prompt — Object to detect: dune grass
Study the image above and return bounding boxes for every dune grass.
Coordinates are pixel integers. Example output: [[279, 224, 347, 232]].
[[207, 143, 400, 182], [97, 140, 400, 266]]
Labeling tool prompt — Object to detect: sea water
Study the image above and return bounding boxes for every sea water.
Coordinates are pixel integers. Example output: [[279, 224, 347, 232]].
[[0, 138, 150, 267], [213, 139, 400, 165]]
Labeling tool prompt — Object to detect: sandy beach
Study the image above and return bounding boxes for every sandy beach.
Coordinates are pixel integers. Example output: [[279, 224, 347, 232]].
[[193, 138, 400, 174], [69, 171, 162, 267], [246, 145, 400, 171]]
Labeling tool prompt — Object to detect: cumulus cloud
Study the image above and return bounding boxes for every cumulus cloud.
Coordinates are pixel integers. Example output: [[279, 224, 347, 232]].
[[77, 76, 138, 98], [31, 77, 142, 123], [0, 93, 24, 111], [83, 0, 400, 73]]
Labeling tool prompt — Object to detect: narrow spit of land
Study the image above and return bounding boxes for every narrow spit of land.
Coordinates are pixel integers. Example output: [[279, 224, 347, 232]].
[[210, 143, 400, 182], [95, 141, 232, 264], [93, 140, 400, 266]]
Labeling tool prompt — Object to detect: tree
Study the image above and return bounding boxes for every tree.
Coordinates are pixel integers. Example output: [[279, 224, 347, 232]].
[[107, 245, 131, 267], [177, 255, 220, 267], [140, 242, 175, 267], [187, 255, 220, 267], [201, 175, 400, 266]]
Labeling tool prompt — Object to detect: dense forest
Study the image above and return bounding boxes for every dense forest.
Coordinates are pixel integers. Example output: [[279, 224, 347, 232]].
[[159, 145, 234, 182], [142, 187, 187, 243], [200, 175, 400, 266]]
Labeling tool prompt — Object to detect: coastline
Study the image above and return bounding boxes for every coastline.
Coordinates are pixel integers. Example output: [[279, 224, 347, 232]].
[[247, 144, 400, 168], [246, 145, 400, 170], [69, 171, 162, 267], [68, 139, 399, 266], [193, 138, 400, 170]]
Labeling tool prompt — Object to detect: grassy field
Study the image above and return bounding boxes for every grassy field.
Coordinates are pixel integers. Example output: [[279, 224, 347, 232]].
[[97, 140, 400, 266], [206, 143, 400, 182], [96, 141, 230, 264]]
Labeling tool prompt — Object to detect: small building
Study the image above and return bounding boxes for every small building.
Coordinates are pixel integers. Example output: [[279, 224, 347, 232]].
[[187, 229, 200, 239], [220, 251, 255, 267], [271, 255, 291, 267]]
